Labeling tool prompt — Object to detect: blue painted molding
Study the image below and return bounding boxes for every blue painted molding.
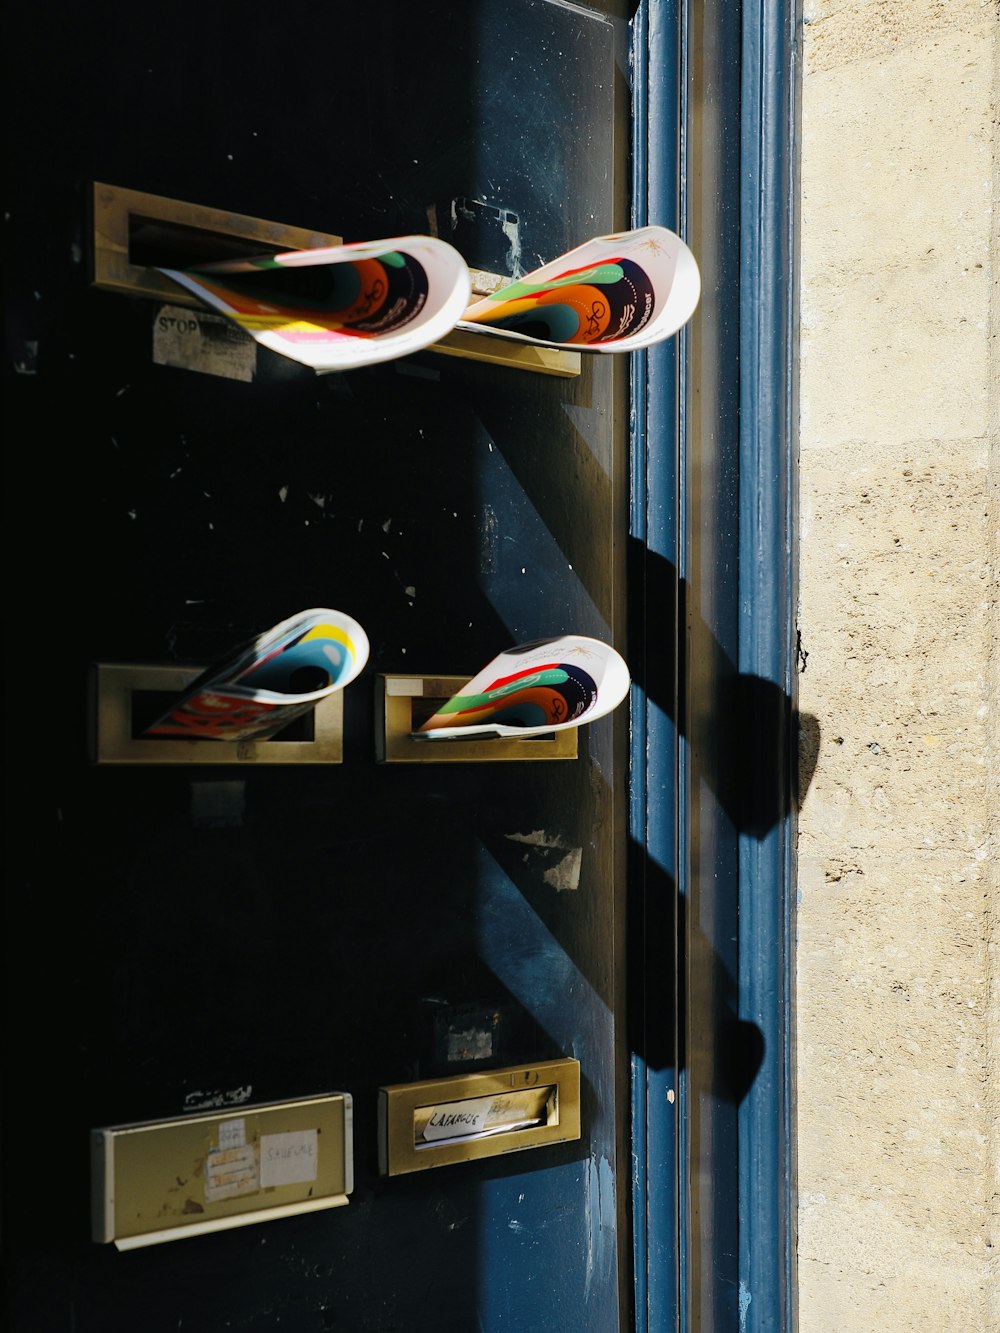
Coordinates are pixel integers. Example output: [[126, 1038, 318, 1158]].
[[630, 3, 682, 1332], [737, 2, 801, 1331], [631, 0, 800, 1330]]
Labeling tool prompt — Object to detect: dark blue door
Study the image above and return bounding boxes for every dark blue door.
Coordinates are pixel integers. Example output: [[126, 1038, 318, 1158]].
[[3, 2, 640, 1331]]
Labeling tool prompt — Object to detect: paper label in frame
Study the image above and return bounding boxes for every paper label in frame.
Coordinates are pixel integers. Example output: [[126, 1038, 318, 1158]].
[[204, 1144, 259, 1201], [259, 1129, 319, 1187], [217, 1118, 246, 1150], [153, 304, 256, 382]]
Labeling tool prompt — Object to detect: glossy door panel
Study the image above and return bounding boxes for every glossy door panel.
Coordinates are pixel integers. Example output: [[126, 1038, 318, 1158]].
[[3, 3, 635, 1330]]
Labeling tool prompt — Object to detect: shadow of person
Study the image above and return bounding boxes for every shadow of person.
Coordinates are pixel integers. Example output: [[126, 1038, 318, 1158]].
[[626, 847, 765, 1104]]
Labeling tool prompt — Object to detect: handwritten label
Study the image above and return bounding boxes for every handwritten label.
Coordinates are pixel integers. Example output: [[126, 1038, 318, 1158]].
[[259, 1129, 318, 1188], [218, 1118, 246, 1150], [417, 1086, 553, 1147], [421, 1095, 494, 1142], [204, 1144, 258, 1201]]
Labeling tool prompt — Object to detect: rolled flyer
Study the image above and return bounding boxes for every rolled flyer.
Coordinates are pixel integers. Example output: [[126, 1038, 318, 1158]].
[[159, 234, 472, 372], [415, 635, 630, 740], [458, 224, 700, 352], [143, 608, 370, 742]]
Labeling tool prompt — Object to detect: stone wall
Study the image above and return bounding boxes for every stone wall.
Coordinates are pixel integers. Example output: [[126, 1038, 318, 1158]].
[[795, 1, 999, 1327]]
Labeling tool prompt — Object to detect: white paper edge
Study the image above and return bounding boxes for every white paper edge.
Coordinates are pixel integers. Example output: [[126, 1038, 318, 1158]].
[[223, 608, 370, 702], [458, 224, 701, 353], [160, 235, 471, 373]]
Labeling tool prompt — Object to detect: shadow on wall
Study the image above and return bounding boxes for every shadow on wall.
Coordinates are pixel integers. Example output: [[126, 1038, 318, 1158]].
[[715, 672, 820, 837], [628, 537, 820, 837], [626, 539, 821, 1102], [627, 848, 769, 1105]]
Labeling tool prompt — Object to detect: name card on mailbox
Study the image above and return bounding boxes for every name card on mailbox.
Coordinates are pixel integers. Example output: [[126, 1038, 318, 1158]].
[[378, 1059, 580, 1176]]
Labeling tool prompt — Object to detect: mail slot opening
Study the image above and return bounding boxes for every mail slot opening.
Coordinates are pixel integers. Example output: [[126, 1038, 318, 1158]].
[[90, 183, 344, 306], [127, 214, 286, 270], [409, 695, 443, 732], [413, 1084, 558, 1149], [130, 689, 316, 743]]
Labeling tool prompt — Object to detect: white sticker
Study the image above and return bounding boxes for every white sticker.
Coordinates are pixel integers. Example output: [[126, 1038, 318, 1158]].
[[446, 1025, 493, 1062], [152, 304, 256, 382], [259, 1129, 319, 1187], [204, 1144, 259, 1201], [217, 1117, 246, 1150], [386, 677, 425, 696]]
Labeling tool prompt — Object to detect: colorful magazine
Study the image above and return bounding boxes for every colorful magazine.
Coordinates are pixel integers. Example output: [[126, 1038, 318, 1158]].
[[158, 235, 471, 372], [457, 224, 700, 352], [414, 635, 630, 741], [158, 224, 698, 370], [143, 608, 369, 742]]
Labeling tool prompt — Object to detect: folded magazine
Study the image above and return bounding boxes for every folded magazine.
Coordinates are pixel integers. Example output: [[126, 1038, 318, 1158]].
[[158, 225, 698, 371], [159, 235, 471, 372], [414, 635, 630, 741], [143, 608, 369, 743], [456, 224, 700, 352]]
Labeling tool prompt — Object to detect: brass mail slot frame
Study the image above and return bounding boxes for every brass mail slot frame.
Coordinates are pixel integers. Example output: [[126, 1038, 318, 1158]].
[[88, 182, 580, 376], [92, 1092, 353, 1249], [376, 673, 578, 763], [89, 181, 344, 307], [378, 1058, 581, 1176], [89, 662, 345, 765], [431, 327, 581, 377]]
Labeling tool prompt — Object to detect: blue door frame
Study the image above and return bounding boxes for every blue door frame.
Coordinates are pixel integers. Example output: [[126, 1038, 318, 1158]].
[[629, 2, 800, 1329]]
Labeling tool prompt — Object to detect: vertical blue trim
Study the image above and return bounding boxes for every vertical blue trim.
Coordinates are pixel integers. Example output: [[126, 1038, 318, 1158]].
[[633, 1, 798, 1330], [630, 13, 651, 1331], [630, 3, 683, 1331], [738, 2, 800, 1331]]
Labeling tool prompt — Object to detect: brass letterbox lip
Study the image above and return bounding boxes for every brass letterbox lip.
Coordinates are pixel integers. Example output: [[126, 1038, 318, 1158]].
[[430, 327, 582, 377], [92, 1092, 353, 1249], [88, 661, 346, 765], [376, 673, 579, 763], [378, 1058, 581, 1176]]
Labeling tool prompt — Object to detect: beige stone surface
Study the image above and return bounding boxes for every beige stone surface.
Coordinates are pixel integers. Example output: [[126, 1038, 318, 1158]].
[[795, 0, 999, 1328], [798, 439, 992, 853], [802, 0, 991, 71], [799, 6, 995, 448]]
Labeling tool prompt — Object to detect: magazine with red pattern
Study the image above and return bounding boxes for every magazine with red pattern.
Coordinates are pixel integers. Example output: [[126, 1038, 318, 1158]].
[[143, 608, 369, 743], [158, 235, 471, 372]]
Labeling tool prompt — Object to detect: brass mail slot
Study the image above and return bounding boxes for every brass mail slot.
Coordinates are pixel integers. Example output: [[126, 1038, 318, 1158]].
[[430, 326, 581, 377], [92, 1093, 353, 1249], [88, 662, 345, 765], [376, 674, 578, 763], [89, 183, 579, 376], [90, 181, 344, 306], [378, 1059, 581, 1176]]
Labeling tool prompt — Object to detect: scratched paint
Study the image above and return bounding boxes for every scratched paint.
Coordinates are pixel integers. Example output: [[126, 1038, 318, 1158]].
[[503, 830, 583, 891], [183, 1085, 253, 1112], [504, 829, 564, 849], [501, 211, 523, 278], [543, 846, 582, 892], [739, 1280, 752, 1330], [585, 1155, 617, 1303]]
